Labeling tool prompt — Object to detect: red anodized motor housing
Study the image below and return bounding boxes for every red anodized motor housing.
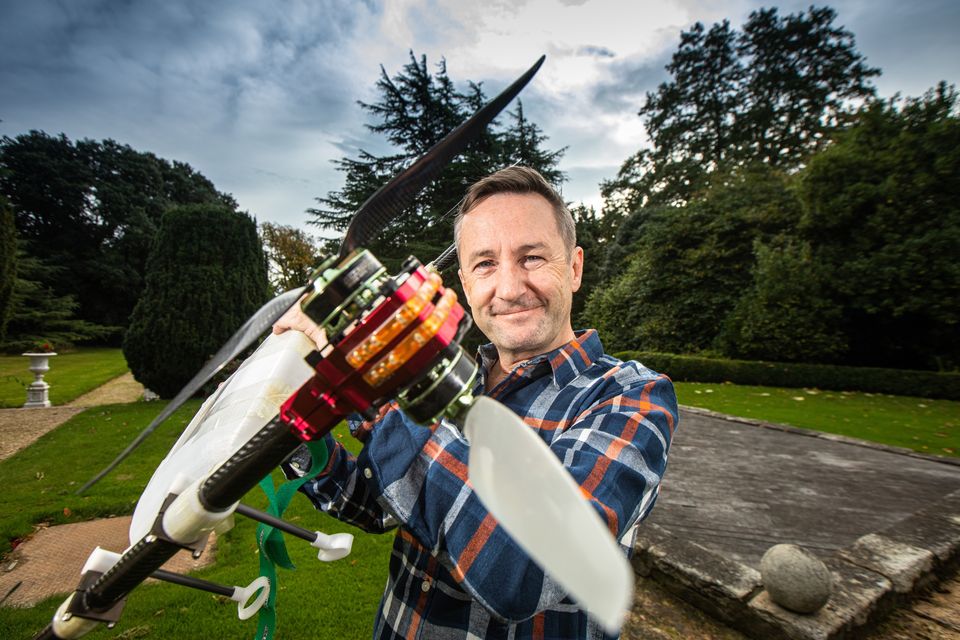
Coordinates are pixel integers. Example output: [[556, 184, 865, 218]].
[[280, 264, 465, 442]]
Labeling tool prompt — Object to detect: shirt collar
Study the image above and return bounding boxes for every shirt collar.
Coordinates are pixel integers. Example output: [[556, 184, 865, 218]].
[[475, 329, 603, 389]]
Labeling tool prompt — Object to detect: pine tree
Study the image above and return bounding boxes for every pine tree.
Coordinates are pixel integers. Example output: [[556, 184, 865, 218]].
[[309, 52, 565, 270], [1, 242, 113, 352]]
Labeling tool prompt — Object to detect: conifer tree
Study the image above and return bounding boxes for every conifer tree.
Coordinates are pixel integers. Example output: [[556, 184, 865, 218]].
[[123, 203, 268, 397]]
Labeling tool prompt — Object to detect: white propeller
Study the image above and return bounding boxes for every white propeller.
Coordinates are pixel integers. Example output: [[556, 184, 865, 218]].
[[464, 396, 634, 634]]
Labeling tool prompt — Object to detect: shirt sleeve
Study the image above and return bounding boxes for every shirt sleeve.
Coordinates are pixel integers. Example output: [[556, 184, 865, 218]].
[[281, 406, 403, 534], [356, 367, 679, 622]]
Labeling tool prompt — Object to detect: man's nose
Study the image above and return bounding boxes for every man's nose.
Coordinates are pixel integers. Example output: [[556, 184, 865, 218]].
[[494, 260, 528, 301]]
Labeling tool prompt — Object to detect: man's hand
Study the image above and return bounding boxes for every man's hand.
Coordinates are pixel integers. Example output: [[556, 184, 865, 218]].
[[273, 297, 328, 350]]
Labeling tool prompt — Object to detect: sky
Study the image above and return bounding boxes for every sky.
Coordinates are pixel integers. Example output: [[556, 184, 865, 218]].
[[2, 0, 958, 239]]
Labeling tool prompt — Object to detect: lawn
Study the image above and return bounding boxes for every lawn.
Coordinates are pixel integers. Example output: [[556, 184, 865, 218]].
[[674, 381, 960, 458], [0, 348, 129, 407]]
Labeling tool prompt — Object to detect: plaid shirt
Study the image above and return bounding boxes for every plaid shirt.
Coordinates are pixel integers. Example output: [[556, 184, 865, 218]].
[[285, 330, 678, 639]]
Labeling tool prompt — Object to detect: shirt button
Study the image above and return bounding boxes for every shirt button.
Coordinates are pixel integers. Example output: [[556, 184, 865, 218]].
[[363, 468, 373, 479], [421, 579, 431, 592]]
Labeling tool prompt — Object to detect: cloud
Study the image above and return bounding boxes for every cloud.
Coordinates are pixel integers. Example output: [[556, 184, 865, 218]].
[[2, 0, 957, 230], [577, 45, 616, 58]]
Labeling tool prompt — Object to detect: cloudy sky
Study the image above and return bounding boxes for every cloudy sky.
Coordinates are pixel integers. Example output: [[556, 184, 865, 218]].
[[2, 0, 958, 238]]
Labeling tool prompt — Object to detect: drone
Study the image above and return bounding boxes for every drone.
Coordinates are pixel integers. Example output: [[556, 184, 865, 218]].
[[33, 56, 632, 640]]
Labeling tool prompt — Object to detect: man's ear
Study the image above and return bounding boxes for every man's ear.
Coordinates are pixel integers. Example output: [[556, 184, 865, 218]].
[[571, 246, 584, 292]]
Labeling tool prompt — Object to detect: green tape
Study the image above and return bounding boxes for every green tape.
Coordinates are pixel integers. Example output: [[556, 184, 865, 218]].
[[253, 438, 330, 640]]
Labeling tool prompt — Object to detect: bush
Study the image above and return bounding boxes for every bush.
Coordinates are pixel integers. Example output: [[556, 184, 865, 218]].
[[614, 351, 960, 400], [123, 203, 268, 398]]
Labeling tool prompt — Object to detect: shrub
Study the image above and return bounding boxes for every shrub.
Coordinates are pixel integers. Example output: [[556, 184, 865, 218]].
[[615, 351, 960, 400], [123, 203, 268, 398]]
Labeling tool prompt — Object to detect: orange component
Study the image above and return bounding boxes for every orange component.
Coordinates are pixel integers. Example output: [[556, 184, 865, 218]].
[[364, 287, 458, 387], [346, 272, 442, 368]]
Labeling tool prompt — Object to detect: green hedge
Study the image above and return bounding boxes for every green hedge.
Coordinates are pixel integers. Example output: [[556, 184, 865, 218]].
[[613, 351, 960, 401]]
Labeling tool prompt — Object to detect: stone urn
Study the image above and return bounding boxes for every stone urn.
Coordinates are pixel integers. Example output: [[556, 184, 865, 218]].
[[22, 352, 58, 408]]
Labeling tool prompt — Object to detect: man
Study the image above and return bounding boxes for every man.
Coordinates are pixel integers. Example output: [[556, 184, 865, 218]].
[[275, 167, 678, 639]]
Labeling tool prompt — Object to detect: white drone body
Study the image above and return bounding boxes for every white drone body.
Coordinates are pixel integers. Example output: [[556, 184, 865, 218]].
[[131, 331, 316, 543]]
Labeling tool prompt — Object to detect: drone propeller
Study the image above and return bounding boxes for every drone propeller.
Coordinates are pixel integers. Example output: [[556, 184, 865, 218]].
[[77, 287, 307, 494], [464, 397, 633, 633], [78, 56, 545, 494]]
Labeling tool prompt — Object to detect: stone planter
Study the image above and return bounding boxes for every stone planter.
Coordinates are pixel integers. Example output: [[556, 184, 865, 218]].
[[22, 352, 58, 408]]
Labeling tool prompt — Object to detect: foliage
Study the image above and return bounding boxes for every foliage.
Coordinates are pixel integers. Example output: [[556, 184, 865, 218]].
[[309, 52, 565, 271], [603, 5, 878, 211], [796, 83, 960, 370], [260, 222, 324, 295], [584, 166, 801, 353], [0, 131, 234, 331], [0, 195, 15, 341], [616, 351, 960, 401], [716, 240, 847, 362], [570, 203, 622, 328], [0, 241, 115, 353], [123, 203, 268, 398], [0, 348, 128, 407]]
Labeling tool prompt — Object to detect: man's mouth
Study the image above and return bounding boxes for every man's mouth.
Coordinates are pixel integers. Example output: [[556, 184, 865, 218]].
[[491, 306, 541, 317]]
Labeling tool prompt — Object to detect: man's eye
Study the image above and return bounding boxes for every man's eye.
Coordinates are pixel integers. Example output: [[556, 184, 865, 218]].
[[475, 260, 494, 270], [524, 255, 545, 264]]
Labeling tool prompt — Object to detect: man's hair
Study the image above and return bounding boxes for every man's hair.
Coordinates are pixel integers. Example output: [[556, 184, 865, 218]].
[[454, 166, 576, 256]]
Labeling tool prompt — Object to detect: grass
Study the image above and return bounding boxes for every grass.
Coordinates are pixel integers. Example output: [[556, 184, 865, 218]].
[[0, 401, 390, 638], [674, 381, 960, 458], [0, 348, 129, 407]]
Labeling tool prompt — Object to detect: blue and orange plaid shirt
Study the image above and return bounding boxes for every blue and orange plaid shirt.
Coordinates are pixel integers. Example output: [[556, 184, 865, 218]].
[[285, 330, 678, 639]]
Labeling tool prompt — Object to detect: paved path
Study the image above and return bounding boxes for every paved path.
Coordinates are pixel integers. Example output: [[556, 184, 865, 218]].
[[0, 373, 143, 462], [650, 408, 960, 568]]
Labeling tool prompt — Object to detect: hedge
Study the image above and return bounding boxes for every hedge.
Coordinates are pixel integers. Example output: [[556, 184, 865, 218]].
[[613, 351, 960, 401]]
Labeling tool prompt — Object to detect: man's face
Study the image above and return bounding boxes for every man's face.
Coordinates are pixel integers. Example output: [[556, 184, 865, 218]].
[[457, 192, 583, 363]]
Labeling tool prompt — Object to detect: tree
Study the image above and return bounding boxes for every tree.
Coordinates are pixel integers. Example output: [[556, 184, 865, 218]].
[[309, 52, 565, 271], [715, 240, 847, 362], [1, 242, 113, 352], [584, 165, 801, 354], [260, 222, 323, 294], [604, 5, 878, 210], [0, 131, 234, 331], [570, 203, 622, 328], [123, 203, 268, 397], [737, 7, 879, 166], [0, 196, 18, 341], [797, 83, 960, 369]]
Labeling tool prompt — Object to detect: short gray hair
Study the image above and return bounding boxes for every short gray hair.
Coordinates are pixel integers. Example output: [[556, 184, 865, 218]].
[[454, 166, 576, 256]]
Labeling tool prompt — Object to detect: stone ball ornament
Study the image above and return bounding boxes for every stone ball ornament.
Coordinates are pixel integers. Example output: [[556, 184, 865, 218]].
[[760, 543, 834, 614]]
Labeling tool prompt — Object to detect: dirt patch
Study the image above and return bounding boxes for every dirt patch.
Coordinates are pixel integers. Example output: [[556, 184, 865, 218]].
[[0, 516, 216, 608], [0, 406, 84, 461], [0, 373, 145, 462], [67, 372, 144, 407]]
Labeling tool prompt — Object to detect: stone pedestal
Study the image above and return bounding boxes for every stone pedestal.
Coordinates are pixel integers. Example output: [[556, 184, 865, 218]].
[[22, 352, 57, 408]]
